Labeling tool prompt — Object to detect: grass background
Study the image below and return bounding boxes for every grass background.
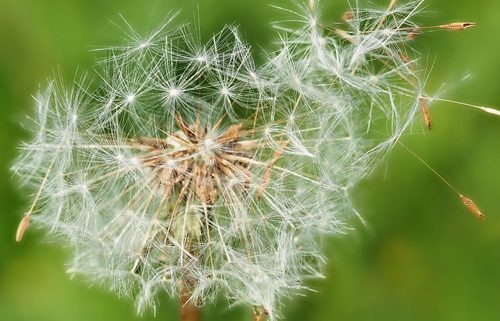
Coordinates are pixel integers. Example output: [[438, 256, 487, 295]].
[[0, 0, 498, 320]]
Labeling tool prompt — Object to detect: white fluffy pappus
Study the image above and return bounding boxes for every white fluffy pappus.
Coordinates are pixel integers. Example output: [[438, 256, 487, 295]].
[[13, 1, 434, 319]]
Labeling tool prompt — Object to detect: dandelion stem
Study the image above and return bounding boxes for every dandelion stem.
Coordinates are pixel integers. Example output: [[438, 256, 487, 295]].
[[180, 282, 201, 321]]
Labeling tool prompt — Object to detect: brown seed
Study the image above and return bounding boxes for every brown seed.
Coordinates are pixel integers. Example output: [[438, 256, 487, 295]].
[[16, 214, 31, 242], [309, 0, 315, 13], [419, 98, 432, 130], [257, 141, 289, 198], [406, 27, 421, 41], [253, 307, 268, 321], [388, 0, 398, 11], [342, 11, 354, 22], [460, 194, 485, 221], [333, 28, 354, 43], [438, 22, 476, 31], [400, 54, 411, 64]]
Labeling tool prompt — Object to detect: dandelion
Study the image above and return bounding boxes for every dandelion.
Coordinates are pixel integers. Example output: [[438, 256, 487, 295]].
[[13, 23, 338, 320], [12, 1, 486, 320]]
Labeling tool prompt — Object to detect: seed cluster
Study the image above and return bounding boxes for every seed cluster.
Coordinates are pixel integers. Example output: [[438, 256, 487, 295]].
[[127, 115, 288, 273], [131, 116, 255, 210]]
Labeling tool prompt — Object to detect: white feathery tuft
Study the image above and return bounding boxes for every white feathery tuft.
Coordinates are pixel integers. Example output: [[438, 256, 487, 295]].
[[13, 1, 440, 319]]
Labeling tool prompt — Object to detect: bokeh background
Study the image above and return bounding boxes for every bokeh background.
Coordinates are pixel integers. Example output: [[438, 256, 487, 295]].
[[0, 0, 498, 320]]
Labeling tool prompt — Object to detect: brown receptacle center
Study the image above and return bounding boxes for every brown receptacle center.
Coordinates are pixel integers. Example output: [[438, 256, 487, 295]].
[[127, 114, 288, 275], [128, 115, 257, 210]]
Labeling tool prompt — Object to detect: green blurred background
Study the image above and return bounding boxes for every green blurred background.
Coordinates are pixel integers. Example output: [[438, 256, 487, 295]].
[[0, 0, 498, 320]]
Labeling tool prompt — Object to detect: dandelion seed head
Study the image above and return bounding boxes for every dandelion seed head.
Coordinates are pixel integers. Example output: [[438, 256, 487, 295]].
[[14, 1, 438, 319]]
